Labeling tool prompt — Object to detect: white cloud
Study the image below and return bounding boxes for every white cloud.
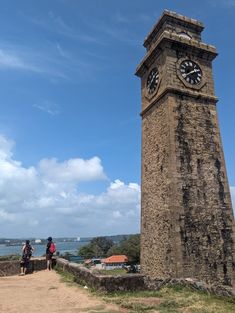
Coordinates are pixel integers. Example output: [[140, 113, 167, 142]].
[[0, 48, 45, 73], [1, 133, 234, 238], [26, 12, 103, 45], [0, 45, 68, 79], [0, 134, 140, 237], [0, 135, 14, 160], [39, 156, 106, 182], [56, 43, 68, 58], [0, 40, 106, 83], [0, 209, 16, 222], [0, 49, 29, 70], [33, 100, 60, 115], [113, 210, 122, 219]]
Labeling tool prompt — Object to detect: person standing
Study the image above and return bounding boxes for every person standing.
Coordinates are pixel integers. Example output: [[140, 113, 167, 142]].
[[46, 236, 56, 270], [20, 240, 34, 275]]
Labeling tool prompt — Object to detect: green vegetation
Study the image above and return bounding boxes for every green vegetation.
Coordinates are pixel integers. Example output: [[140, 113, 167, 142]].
[[56, 267, 235, 313], [0, 255, 20, 261], [55, 265, 77, 285], [107, 234, 140, 263], [93, 268, 127, 276], [79, 236, 114, 258], [103, 286, 235, 313], [78, 234, 140, 263], [55, 265, 88, 287], [59, 251, 73, 260]]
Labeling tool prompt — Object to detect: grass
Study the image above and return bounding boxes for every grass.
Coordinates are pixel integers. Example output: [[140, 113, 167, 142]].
[[102, 285, 235, 313], [93, 268, 127, 276], [54, 265, 77, 285], [55, 267, 235, 313], [55, 267, 123, 313], [55, 265, 88, 287]]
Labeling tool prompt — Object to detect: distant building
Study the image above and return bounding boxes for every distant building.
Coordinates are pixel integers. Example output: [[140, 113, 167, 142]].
[[102, 255, 128, 270]]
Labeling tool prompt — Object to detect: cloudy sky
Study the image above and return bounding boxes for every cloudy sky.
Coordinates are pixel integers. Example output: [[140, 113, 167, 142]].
[[0, 0, 234, 238]]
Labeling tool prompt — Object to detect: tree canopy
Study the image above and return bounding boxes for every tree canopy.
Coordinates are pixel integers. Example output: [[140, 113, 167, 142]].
[[78, 236, 114, 258], [78, 234, 140, 263], [107, 234, 140, 263]]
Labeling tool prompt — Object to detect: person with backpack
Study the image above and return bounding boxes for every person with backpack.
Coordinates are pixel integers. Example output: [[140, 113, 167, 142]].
[[46, 236, 56, 270], [20, 240, 34, 275]]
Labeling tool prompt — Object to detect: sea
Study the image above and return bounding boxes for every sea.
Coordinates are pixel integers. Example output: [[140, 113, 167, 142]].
[[0, 240, 90, 257]]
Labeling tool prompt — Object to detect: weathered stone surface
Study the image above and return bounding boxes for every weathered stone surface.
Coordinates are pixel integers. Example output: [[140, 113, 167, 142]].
[[56, 258, 235, 297], [0, 260, 21, 276], [0, 258, 54, 276], [136, 10, 235, 286], [56, 258, 146, 292]]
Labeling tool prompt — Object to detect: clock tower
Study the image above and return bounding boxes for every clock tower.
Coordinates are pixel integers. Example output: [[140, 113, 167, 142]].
[[136, 10, 235, 285]]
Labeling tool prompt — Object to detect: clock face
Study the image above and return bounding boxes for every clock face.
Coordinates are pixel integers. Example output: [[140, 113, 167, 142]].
[[146, 67, 159, 94], [180, 60, 202, 85]]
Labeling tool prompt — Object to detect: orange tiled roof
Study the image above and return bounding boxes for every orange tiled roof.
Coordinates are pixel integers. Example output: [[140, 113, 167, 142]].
[[102, 255, 128, 264]]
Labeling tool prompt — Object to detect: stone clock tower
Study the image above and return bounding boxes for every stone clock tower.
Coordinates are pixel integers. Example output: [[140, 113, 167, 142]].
[[136, 10, 235, 286]]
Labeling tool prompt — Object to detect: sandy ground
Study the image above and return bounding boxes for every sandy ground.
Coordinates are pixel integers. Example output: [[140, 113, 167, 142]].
[[0, 270, 125, 313]]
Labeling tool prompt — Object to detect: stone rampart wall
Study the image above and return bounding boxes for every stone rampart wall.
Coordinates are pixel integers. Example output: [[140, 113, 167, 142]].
[[56, 258, 235, 297], [56, 258, 146, 292], [2, 257, 233, 298], [0, 257, 50, 276]]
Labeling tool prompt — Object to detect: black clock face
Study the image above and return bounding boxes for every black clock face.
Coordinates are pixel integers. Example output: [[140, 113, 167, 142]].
[[180, 60, 202, 85], [146, 67, 159, 94]]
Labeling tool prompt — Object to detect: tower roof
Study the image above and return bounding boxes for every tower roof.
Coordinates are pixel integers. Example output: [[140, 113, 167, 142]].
[[144, 10, 204, 49]]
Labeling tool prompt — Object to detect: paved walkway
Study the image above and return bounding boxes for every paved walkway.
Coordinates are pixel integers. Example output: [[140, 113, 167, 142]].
[[0, 270, 124, 313]]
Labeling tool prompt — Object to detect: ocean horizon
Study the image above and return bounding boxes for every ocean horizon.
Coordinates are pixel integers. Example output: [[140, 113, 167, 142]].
[[0, 240, 90, 257]]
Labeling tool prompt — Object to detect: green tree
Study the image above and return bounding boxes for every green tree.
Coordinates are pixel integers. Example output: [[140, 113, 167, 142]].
[[78, 236, 114, 258], [78, 245, 96, 258], [107, 234, 140, 263], [106, 245, 123, 256], [90, 236, 114, 257]]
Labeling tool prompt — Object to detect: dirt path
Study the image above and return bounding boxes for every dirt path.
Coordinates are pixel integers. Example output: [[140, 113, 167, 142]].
[[0, 270, 125, 313]]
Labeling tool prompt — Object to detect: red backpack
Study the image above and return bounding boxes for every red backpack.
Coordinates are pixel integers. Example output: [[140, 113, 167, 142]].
[[49, 242, 56, 254]]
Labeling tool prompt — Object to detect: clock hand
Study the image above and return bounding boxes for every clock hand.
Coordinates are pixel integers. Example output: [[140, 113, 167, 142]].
[[185, 68, 200, 77], [149, 76, 156, 88], [185, 69, 195, 77], [150, 76, 156, 85]]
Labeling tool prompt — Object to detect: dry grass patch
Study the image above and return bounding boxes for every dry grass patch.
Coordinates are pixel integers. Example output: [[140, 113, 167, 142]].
[[55, 267, 235, 313], [93, 269, 127, 276], [102, 285, 235, 313]]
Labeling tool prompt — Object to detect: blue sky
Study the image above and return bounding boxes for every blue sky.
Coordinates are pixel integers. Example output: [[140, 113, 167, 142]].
[[0, 0, 234, 238]]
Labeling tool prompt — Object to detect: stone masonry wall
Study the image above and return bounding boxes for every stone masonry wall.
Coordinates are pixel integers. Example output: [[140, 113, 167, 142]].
[[56, 258, 235, 297], [141, 91, 235, 285], [0, 257, 50, 276], [141, 94, 174, 279], [171, 94, 235, 286], [56, 258, 146, 292]]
